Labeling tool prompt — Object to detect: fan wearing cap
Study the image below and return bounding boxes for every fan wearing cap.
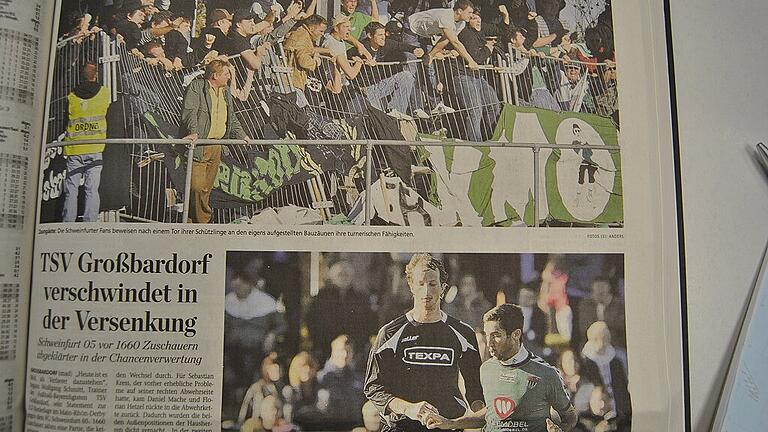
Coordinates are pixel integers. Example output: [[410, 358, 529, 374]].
[[197, 8, 234, 56], [556, 62, 594, 113], [225, 10, 273, 70], [319, 14, 373, 81]]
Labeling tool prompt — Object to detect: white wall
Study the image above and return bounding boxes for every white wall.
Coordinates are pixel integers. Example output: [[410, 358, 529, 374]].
[[670, 1, 768, 429]]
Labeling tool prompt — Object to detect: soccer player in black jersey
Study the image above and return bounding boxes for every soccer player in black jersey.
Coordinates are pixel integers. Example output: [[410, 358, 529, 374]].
[[364, 253, 484, 432]]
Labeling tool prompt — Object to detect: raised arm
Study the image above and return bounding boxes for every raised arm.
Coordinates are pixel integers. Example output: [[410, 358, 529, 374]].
[[370, 0, 380, 23], [305, 0, 318, 16]]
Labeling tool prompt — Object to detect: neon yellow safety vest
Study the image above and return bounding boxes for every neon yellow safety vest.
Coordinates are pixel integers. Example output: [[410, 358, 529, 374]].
[[64, 86, 110, 156]]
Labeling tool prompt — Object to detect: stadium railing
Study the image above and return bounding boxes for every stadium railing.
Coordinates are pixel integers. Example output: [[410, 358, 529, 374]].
[[44, 35, 620, 227]]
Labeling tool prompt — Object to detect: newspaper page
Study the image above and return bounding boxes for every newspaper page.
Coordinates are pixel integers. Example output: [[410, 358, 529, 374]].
[[0, 1, 55, 431], [25, 0, 684, 432]]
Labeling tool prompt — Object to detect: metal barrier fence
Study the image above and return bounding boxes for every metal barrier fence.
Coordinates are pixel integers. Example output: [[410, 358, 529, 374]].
[[46, 138, 621, 227], [494, 49, 618, 118], [44, 35, 621, 226]]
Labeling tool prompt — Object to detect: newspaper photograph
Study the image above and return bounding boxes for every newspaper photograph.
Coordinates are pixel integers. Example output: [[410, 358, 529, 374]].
[[220, 251, 631, 432], [39, 0, 621, 227]]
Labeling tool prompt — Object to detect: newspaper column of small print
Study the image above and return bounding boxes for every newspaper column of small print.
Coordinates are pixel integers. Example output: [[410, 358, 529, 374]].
[[27, 250, 217, 432], [0, 1, 44, 432]]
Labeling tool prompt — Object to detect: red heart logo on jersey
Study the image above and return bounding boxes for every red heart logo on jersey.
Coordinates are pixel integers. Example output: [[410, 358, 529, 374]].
[[493, 396, 516, 420]]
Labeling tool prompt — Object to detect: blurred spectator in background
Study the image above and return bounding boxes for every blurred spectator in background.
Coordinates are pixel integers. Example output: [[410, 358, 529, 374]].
[[443, 274, 492, 330], [239, 353, 287, 425], [558, 348, 596, 414], [578, 278, 625, 348], [316, 335, 366, 429], [241, 394, 298, 432], [517, 284, 546, 355], [377, 263, 414, 327], [575, 386, 618, 432], [581, 321, 630, 431], [223, 265, 286, 420], [306, 260, 376, 364], [538, 255, 573, 352], [282, 352, 323, 429]]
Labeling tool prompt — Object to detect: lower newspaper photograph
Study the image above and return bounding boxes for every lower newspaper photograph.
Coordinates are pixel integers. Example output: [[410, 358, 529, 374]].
[[222, 251, 630, 432]]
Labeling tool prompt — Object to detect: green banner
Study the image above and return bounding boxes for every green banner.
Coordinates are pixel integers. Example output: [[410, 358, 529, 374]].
[[420, 104, 622, 226]]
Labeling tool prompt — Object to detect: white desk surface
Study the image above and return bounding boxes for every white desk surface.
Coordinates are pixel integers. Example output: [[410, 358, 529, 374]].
[[669, 0, 768, 429]]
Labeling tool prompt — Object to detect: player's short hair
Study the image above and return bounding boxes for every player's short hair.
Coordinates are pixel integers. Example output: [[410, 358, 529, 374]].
[[483, 303, 524, 334], [454, 0, 475, 12], [405, 253, 448, 285], [204, 59, 230, 79]]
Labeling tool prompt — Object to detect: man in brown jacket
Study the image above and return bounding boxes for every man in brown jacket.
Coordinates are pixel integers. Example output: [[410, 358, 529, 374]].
[[283, 14, 327, 91], [180, 59, 250, 223]]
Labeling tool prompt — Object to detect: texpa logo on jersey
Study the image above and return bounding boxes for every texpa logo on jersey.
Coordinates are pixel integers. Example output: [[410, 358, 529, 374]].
[[402, 347, 454, 366]]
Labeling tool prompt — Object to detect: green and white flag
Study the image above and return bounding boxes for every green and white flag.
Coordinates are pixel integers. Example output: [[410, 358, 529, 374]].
[[419, 104, 622, 226]]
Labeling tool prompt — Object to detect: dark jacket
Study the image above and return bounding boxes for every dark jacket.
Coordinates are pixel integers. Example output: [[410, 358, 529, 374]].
[[179, 78, 247, 160], [582, 356, 631, 430]]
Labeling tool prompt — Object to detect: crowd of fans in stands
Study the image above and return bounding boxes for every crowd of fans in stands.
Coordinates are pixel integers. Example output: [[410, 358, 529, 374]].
[[222, 253, 629, 431], [60, 0, 619, 144]]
